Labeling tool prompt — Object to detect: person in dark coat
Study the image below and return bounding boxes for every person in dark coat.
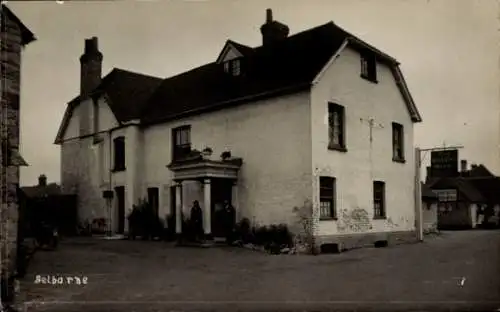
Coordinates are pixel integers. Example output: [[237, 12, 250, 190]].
[[222, 200, 236, 244], [190, 200, 203, 241]]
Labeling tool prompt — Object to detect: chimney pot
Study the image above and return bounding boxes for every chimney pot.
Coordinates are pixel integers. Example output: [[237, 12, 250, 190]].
[[266, 8, 273, 22], [260, 9, 289, 46], [38, 174, 47, 187], [80, 36, 103, 98], [460, 159, 467, 172]]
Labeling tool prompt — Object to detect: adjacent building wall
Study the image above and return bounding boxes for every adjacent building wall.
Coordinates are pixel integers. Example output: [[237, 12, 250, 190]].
[[0, 8, 28, 281]]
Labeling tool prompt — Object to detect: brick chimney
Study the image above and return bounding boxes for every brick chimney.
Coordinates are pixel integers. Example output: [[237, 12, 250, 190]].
[[79, 36, 103, 99], [38, 174, 47, 187], [460, 159, 467, 172], [260, 9, 290, 46]]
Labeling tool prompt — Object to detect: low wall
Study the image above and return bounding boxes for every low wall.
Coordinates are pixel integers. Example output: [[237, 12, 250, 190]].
[[316, 230, 418, 253]]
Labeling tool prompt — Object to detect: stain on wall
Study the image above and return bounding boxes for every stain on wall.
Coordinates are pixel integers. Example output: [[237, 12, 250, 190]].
[[337, 207, 372, 233]]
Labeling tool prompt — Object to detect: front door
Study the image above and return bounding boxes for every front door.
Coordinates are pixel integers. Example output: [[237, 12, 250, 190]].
[[211, 179, 233, 237], [147, 187, 159, 218], [115, 186, 125, 234]]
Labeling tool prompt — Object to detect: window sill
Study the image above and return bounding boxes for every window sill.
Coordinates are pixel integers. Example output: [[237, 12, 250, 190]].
[[111, 167, 126, 173], [319, 217, 338, 221], [373, 216, 386, 220], [360, 74, 378, 84], [327, 144, 348, 153], [392, 158, 406, 164]]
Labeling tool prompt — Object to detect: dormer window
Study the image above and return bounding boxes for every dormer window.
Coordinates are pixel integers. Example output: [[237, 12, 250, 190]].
[[232, 59, 241, 76], [224, 59, 241, 76]]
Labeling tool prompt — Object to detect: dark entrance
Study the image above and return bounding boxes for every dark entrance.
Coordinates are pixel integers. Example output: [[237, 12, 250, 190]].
[[211, 178, 233, 237], [115, 186, 125, 234], [147, 187, 159, 218], [170, 186, 179, 230]]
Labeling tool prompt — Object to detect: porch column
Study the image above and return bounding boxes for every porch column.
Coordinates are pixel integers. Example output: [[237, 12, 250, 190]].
[[175, 182, 182, 236], [232, 181, 239, 221], [203, 179, 212, 239]]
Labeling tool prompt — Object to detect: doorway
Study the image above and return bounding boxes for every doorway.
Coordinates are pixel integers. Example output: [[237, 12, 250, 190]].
[[115, 186, 125, 234], [211, 178, 233, 237], [147, 187, 159, 218]]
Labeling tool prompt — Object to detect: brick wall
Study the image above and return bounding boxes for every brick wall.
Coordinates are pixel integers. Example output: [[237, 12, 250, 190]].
[[0, 11, 22, 278]]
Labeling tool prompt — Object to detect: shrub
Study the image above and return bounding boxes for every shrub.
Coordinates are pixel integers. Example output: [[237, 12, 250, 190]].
[[127, 198, 163, 240], [234, 218, 252, 243]]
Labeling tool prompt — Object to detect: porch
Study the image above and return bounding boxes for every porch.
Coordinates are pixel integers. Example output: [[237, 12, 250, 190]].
[[167, 156, 243, 241]]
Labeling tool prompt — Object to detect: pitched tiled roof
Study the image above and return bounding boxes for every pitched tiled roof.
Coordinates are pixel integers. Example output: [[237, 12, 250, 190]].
[[1, 5, 36, 45], [141, 22, 422, 125], [21, 183, 62, 198], [427, 178, 485, 203], [54, 68, 162, 143], [466, 164, 494, 178], [56, 18, 423, 142], [421, 182, 437, 199], [465, 177, 500, 205], [93, 68, 163, 122]]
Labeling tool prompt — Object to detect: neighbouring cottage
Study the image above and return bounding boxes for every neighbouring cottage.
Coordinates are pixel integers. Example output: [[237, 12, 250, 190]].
[[425, 160, 500, 229], [0, 3, 35, 304], [54, 9, 423, 251], [421, 182, 438, 234], [19, 175, 78, 237]]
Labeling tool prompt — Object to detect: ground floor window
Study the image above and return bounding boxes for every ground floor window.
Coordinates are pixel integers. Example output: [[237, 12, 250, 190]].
[[319, 176, 336, 220], [373, 181, 386, 218]]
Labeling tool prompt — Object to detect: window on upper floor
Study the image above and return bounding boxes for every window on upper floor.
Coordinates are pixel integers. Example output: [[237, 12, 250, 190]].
[[392, 122, 405, 162], [360, 52, 377, 82], [328, 103, 346, 152], [224, 59, 241, 76], [113, 136, 125, 172], [373, 181, 386, 219], [319, 176, 337, 220], [172, 125, 192, 161]]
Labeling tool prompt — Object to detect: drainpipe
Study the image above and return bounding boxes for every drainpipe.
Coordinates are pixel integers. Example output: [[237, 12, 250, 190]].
[[107, 130, 113, 236], [415, 147, 423, 242]]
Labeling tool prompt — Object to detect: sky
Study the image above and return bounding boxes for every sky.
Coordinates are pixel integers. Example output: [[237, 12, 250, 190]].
[[5, 0, 499, 186]]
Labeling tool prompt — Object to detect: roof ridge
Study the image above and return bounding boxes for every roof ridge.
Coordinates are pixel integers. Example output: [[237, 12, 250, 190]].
[[111, 67, 163, 80]]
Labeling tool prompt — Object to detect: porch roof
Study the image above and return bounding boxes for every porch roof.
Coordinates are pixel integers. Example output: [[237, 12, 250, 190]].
[[167, 157, 243, 182]]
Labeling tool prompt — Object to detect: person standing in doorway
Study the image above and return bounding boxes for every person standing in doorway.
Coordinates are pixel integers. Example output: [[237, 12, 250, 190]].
[[190, 200, 203, 242], [222, 200, 236, 244]]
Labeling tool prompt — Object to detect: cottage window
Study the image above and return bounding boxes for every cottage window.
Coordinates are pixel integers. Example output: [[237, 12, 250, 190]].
[[435, 189, 457, 202], [319, 176, 336, 220], [373, 181, 386, 219], [360, 52, 377, 82], [328, 103, 346, 151], [392, 122, 404, 162], [113, 136, 125, 172], [172, 125, 192, 161]]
